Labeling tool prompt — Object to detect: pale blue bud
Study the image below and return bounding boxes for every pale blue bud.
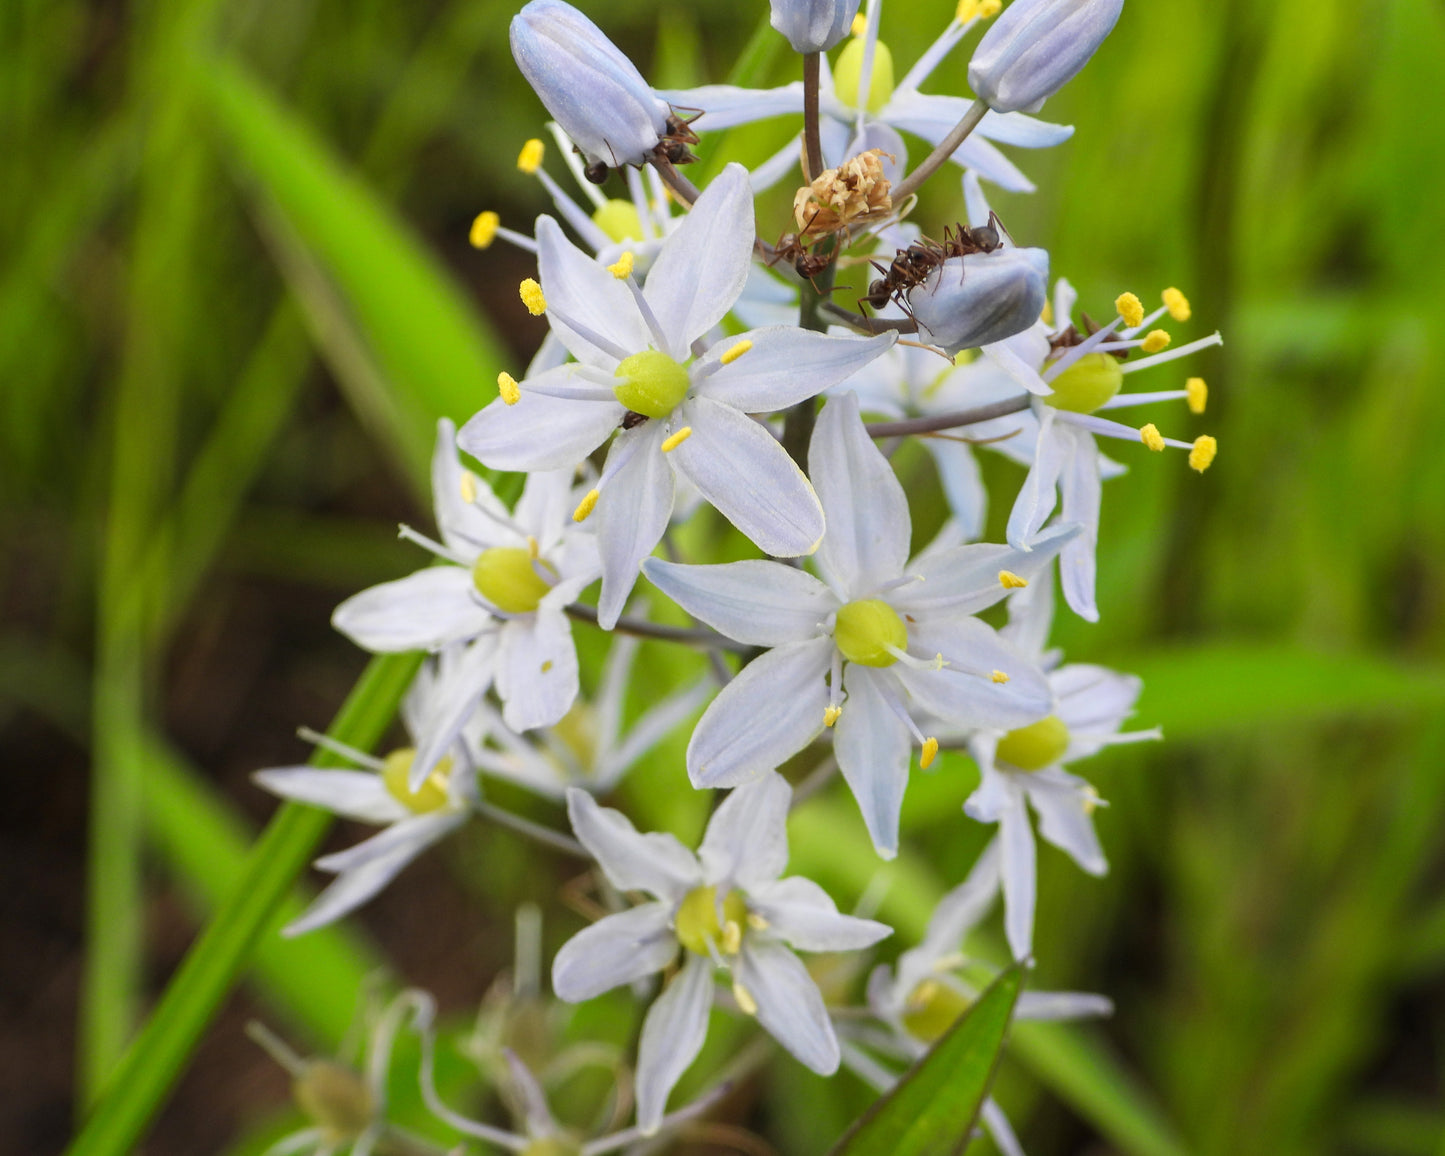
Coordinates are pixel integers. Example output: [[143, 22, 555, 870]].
[[909, 247, 1050, 354], [968, 0, 1124, 114], [770, 0, 862, 54], [510, 0, 671, 169]]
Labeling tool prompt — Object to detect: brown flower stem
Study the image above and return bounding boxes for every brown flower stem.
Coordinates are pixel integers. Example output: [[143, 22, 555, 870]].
[[564, 601, 749, 653], [803, 51, 824, 183], [890, 98, 988, 203], [864, 395, 1033, 438]]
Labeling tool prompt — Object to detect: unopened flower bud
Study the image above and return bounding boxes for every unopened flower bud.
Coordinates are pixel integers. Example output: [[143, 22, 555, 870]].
[[510, 1, 670, 170], [909, 247, 1049, 354], [968, 0, 1124, 113], [770, 0, 863, 53]]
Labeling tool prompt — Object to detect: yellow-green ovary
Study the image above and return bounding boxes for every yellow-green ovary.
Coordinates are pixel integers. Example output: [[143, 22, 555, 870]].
[[834, 599, 908, 667]]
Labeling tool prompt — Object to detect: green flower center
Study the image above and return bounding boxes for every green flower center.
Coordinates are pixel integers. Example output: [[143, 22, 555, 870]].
[[293, 1060, 373, 1143], [833, 36, 896, 114], [613, 349, 690, 419], [900, 978, 974, 1044], [592, 198, 644, 244], [675, 885, 749, 956], [472, 546, 555, 613], [995, 715, 1070, 771], [381, 748, 453, 813], [834, 599, 908, 667], [1046, 352, 1124, 414]]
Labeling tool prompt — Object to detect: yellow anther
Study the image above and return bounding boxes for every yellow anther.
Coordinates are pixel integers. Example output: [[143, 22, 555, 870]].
[[823, 704, 842, 728], [720, 339, 753, 365], [1115, 291, 1144, 328], [733, 982, 759, 1017], [990, 670, 1009, 684], [527, 535, 539, 559], [607, 251, 635, 279], [572, 488, 600, 522], [1186, 376, 1208, 415], [1190, 435, 1217, 473], [459, 471, 478, 503], [1040, 298, 1054, 326], [920, 737, 939, 769], [469, 211, 499, 250], [498, 371, 521, 405], [516, 138, 545, 174], [747, 911, 770, 930], [850, 12, 867, 35], [660, 426, 693, 453], [1082, 785, 1102, 814], [1162, 287, 1192, 321], [998, 569, 1028, 590], [1141, 329, 1171, 354], [519, 278, 547, 315], [1140, 423, 1166, 451], [721, 920, 742, 955], [958, 0, 1001, 19]]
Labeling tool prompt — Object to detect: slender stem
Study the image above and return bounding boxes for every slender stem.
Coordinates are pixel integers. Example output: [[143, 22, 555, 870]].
[[564, 602, 749, 653], [782, 237, 839, 465], [802, 51, 824, 183], [648, 155, 700, 208], [890, 98, 988, 203], [821, 301, 919, 334], [475, 802, 591, 860], [864, 395, 1032, 438]]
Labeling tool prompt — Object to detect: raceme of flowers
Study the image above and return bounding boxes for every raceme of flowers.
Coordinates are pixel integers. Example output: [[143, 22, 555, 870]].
[[251, 0, 1221, 1147]]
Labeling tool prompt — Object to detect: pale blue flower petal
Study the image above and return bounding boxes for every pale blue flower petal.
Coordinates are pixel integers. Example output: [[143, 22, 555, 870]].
[[566, 788, 701, 900], [552, 901, 678, 1001], [538, 215, 650, 366], [734, 940, 839, 1074], [835, 664, 912, 859], [635, 955, 714, 1135], [252, 768, 406, 826], [457, 374, 623, 473], [643, 164, 754, 357], [1016, 990, 1114, 1021], [332, 568, 492, 653], [699, 773, 791, 891], [655, 83, 805, 131], [896, 619, 1053, 730], [285, 831, 445, 936], [884, 89, 1074, 149], [643, 558, 837, 646], [1058, 423, 1102, 621], [998, 792, 1037, 959], [891, 522, 1079, 620], [749, 876, 892, 951], [670, 397, 824, 558], [432, 418, 509, 556], [1025, 769, 1107, 875], [809, 393, 911, 598], [687, 638, 833, 788], [1007, 406, 1065, 547], [596, 423, 676, 630], [407, 633, 499, 789], [314, 811, 462, 875], [924, 438, 988, 541], [695, 327, 896, 414], [497, 608, 580, 732]]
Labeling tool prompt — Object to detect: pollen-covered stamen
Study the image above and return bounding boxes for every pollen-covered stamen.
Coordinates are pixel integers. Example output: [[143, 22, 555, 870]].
[[920, 737, 940, 769], [1119, 332, 1223, 374], [901, 976, 974, 1043], [1163, 286, 1191, 321], [607, 250, 635, 279], [1187, 377, 1208, 414], [675, 885, 749, 957], [459, 471, 478, 504], [382, 748, 454, 813], [998, 569, 1028, 589], [613, 349, 690, 418], [1140, 423, 1166, 451], [517, 138, 546, 174], [824, 646, 845, 726], [823, 704, 842, 727], [573, 428, 647, 522], [720, 339, 753, 365], [660, 426, 693, 452], [991, 669, 1009, 683], [1115, 292, 1144, 328], [470, 211, 499, 249], [1053, 409, 1208, 461], [498, 371, 521, 405], [519, 278, 547, 315], [473, 547, 558, 614], [850, 12, 867, 35], [957, 0, 1002, 20], [834, 599, 909, 667], [733, 982, 759, 1017], [1190, 435, 1218, 472], [572, 490, 599, 523], [996, 714, 1070, 770], [1140, 329, 1171, 354]]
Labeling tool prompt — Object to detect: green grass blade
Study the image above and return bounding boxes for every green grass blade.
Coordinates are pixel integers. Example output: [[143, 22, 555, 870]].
[[199, 57, 507, 480], [66, 651, 423, 1156], [828, 965, 1023, 1156]]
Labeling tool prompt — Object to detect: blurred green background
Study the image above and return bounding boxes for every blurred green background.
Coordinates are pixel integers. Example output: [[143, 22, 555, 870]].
[[4, 0, 1444, 1152]]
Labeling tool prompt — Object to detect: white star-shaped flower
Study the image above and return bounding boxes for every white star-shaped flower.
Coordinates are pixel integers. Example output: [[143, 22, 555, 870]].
[[459, 163, 895, 628], [552, 774, 890, 1135], [332, 419, 600, 787], [644, 393, 1077, 857]]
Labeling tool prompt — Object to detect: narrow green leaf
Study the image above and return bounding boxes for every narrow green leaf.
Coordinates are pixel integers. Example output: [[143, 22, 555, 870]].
[[66, 651, 423, 1156], [828, 965, 1024, 1156], [199, 57, 506, 479]]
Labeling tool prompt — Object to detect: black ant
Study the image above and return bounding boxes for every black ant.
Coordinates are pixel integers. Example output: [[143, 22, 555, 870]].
[[584, 108, 702, 185], [769, 231, 836, 286], [859, 241, 949, 315]]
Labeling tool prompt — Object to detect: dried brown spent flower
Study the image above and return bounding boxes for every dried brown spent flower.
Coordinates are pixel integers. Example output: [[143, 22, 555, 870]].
[[793, 148, 894, 239]]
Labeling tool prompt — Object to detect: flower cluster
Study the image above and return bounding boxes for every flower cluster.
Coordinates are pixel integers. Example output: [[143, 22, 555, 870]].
[[253, 0, 1221, 1147]]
